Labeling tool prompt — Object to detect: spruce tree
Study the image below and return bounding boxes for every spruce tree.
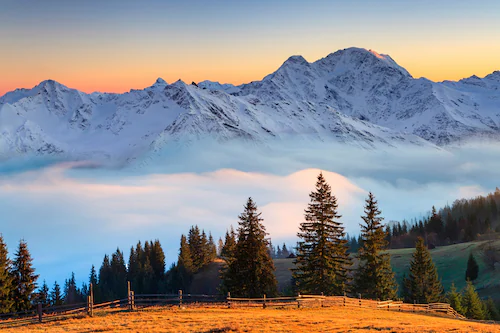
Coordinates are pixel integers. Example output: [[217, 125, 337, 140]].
[[63, 272, 79, 304], [447, 282, 465, 315], [403, 237, 443, 303], [465, 252, 479, 282], [12, 239, 39, 311], [110, 248, 127, 299], [281, 244, 290, 258], [484, 297, 500, 321], [353, 192, 397, 300], [36, 280, 50, 307], [0, 234, 14, 313], [221, 197, 277, 297], [462, 280, 485, 320], [177, 234, 194, 291], [221, 226, 236, 260], [150, 240, 166, 292], [208, 233, 217, 262], [98, 254, 113, 301], [50, 281, 63, 306], [292, 173, 351, 295]]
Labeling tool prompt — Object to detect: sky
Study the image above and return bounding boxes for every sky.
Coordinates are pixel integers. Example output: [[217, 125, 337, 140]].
[[1, 0, 500, 95]]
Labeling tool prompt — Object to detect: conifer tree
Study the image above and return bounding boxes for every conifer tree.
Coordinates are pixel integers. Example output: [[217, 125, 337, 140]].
[[177, 234, 194, 291], [217, 237, 224, 257], [127, 247, 140, 293], [63, 272, 79, 304], [465, 252, 479, 282], [221, 226, 236, 260], [50, 281, 63, 306], [462, 280, 485, 320], [188, 226, 203, 271], [354, 192, 397, 300], [403, 237, 443, 303], [110, 248, 127, 299], [12, 239, 39, 311], [281, 244, 290, 258], [208, 233, 217, 262], [150, 240, 166, 291], [221, 197, 277, 297], [447, 282, 465, 315], [484, 297, 500, 321], [98, 254, 113, 302], [292, 173, 351, 295], [36, 280, 50, 307], [0, 234, 14, 313]]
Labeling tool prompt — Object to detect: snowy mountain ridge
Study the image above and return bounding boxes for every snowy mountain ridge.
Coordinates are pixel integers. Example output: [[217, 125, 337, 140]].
[[1, 47, 499, 163]]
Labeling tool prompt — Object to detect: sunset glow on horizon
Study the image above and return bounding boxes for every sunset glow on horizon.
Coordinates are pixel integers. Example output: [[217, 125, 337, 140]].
[[1, 0, 499, 95]]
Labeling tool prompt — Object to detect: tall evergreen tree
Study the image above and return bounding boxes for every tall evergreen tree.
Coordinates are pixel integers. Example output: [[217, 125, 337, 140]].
[[12, 239, 39, 311], [353, 192, 397, 300], [447, 282, 465, 315], [188, 226, 204, 271], [176, 234, 195, 291], [36, 280, 50, 307], [110, 248, 127, 299], [208, 233, 217, 262], [221, 197, 277, 297], [0, 234, 14, 313], [462, 280, 485, 320], [281, 244, 290, 258], [292, 173, 351, 295], [63, 272, 80, 304], [98, 254, 113, 302], [221, 226, 236, 260], [150, 240, 166, 292], [465, 252, 479, 282], [403, 237, 443, 303], [50, 281, 63, 306], [484, 297, 500, 321]]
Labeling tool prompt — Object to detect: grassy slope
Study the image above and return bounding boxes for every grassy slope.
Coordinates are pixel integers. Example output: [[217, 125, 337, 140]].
[[5, 305, 500, 332], [194, 239, 500, 299]]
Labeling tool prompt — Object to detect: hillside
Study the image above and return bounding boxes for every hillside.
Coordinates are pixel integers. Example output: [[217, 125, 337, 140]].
[[191, 239, 500, 300], [2, 47, 500, 163], [3, 304, 498, 332]]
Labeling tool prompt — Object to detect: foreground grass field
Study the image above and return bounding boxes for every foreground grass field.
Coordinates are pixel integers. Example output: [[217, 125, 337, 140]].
[[3, 305, 499, 333]]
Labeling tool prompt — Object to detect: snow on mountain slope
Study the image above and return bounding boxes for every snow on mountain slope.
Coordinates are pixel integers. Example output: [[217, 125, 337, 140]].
[[1, 47, 499, 163]]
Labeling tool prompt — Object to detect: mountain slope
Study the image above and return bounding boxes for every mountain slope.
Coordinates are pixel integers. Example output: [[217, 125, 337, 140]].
[[1, 47, 499, 163]]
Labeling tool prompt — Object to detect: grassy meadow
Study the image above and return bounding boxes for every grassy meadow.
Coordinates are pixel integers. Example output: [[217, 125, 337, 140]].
[[3, 305, 499, 333]]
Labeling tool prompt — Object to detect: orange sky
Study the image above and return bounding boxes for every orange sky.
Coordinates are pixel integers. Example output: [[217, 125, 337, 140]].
[[1, 1, 499, 96]]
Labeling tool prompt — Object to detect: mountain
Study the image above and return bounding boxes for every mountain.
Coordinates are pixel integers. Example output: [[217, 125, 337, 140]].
[[1, 47, 499, 163]]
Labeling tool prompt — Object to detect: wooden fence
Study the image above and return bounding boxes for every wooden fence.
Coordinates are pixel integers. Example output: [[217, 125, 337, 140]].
[[227, 293, 466, 320], [0, 284, 466, 328]]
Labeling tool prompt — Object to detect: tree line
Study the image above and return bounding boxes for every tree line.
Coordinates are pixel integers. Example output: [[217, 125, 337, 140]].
[[386, 188, 500, 249]]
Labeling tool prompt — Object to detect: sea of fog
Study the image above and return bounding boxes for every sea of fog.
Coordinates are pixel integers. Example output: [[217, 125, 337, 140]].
[[1, 141, 500, 286]]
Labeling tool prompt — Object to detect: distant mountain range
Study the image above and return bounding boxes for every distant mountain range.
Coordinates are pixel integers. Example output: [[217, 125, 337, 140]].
[[1, 47, 499, 163]]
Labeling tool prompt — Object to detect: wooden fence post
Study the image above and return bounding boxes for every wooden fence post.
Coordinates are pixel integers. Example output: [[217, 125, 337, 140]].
[[178, 290, 183, 308], [413, 300, 416, 313], [227, 292, 231, 309], [297, 293, 301, 309], [131, 291, 135, 310], [343, 291, 346, 307], [127, 281, 131, 311], [321, 292, 324, 307], [358, 294, 362, 307], [263, 294, 267, 309], [37, 303, 43, 323], [89, 283, 94, 317]]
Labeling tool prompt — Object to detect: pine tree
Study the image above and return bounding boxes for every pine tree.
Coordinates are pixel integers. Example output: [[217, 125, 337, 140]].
[[447, 282, 465, 315], [12, 239, 39, 311], [0, 234, 14, 313], [208, 233, 217, 263], [63, 272, 79, 304], [217, 237, 224, 257], [110, 248, 127, 299], [177, 234, 195, 291], [292, 173, 351, 295], [465, 252, 479, 282], [281, 244, 290, 258], [403, 237, 443, 303], [484, 297, 500, 321], [36, 280, 50, 307], [221, 197, 277, 297], [98, 254, 113, 302], [354, 192, 397, 300], [221, 226, 236, 260], [50, 281, 63, 306], [462, 280, 485, 320], [150, 240, 166, 292], [188, 226, 204, 271]]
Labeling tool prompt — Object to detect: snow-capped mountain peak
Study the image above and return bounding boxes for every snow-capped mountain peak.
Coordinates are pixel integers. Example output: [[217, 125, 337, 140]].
[[1, 47, 499, 163]]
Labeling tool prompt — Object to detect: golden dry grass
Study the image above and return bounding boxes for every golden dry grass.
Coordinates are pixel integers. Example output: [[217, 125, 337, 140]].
[[3, 305, 500, 333]]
